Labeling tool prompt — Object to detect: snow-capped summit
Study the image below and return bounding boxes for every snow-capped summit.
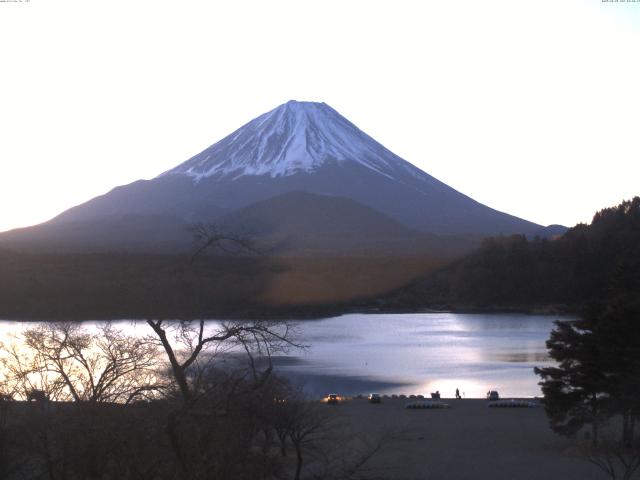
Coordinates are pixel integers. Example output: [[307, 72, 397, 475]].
[[0, 100, 556, 255], [162, 100, 420, 181]]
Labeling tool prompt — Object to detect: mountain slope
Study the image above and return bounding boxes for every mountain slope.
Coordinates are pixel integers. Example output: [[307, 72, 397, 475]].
[[0, 100, 554, 253], [0, 214, 194, 253], [218, 191, 438, 255]]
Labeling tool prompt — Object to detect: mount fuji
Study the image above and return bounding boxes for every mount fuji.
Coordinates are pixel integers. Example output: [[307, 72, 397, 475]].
[[0, 100, 560, 254]]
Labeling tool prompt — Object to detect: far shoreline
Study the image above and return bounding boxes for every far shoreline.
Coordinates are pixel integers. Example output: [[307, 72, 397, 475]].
[[0, 303, 580, 323]]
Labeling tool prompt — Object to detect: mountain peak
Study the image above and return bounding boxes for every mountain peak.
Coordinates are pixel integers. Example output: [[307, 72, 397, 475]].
[[284, 99, 326, 107], [0, 101, 547, 252], [161, 100, 418, 181]]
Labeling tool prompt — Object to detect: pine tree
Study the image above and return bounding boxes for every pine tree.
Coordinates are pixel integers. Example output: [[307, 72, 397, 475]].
[[536, 238, 640, 447], [535, 318, 611, 446]]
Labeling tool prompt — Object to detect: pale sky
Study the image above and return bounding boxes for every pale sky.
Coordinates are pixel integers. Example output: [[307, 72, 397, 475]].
[[1, 0, 639, 233]]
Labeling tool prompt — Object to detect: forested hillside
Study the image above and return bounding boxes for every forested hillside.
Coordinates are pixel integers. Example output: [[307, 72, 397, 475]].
[[385, 197, 640, 311]]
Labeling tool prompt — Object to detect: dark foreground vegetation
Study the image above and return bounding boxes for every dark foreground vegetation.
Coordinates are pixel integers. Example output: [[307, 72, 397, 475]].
[[0, 230, 393, 480], [530, 198, 640, 479], [387, 197, 640, 312], [0, 321, 386, 480], [535, 292, 640, 478], [0, 199, 639, 479]]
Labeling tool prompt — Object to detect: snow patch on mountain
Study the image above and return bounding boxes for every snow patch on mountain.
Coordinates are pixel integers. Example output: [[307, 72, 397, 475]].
[[161, 100, 425, 182]]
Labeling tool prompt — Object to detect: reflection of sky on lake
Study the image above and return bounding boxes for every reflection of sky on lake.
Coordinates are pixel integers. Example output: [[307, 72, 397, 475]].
[[278, 313, 568, 398], [0, 313, 569, 398]]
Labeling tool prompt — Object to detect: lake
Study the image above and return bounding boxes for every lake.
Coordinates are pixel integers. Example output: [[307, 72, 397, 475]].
[[0, 313, 567, 398]]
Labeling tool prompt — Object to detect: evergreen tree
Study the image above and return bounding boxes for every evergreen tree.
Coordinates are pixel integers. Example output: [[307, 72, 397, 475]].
[[588, 297, 640, 446], [536, 239, 640, 447], [534, 318, 611, 445]]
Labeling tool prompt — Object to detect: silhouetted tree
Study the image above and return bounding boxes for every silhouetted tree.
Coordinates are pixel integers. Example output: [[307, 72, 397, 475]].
[[1, 322, 164, 403], [535, 317, 611, 445], [587, 300, 640, 447], [142, 224, 305, 479], [146, 319, 298, 405], [536, 207, 640, 448]]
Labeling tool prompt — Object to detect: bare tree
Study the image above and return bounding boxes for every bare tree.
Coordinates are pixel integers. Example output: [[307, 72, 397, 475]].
[[1, 322, 164, 403], [189, 223, 260, 261], [148, 223, 300, 405], [287, 399, 332, 480], [1, 334, 69, 402], [146, 318, 299, 405]]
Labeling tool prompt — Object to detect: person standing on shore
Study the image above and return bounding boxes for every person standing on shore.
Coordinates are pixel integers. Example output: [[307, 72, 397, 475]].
[[455, 388, 461, 399]]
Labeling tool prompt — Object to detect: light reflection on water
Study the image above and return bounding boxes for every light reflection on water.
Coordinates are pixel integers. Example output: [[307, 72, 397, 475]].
[[278, 313, 567, 398], [0, 313, 568, 398]]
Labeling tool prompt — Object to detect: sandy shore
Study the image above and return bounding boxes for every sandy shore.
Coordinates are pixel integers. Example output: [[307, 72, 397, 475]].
[[326, 398, 605, 480]]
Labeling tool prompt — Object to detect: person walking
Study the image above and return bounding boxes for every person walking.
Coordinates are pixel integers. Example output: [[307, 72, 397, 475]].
[[455, 388, 461, 399]]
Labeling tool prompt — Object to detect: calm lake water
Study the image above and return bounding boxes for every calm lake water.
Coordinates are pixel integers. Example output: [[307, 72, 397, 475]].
[[0, 313, 567, 398]]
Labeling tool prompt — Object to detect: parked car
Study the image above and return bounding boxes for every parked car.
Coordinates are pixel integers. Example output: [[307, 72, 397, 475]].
[[327, 394, 340, 404], [487, 390, 500, 401], [368, 393, 381, 403]]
